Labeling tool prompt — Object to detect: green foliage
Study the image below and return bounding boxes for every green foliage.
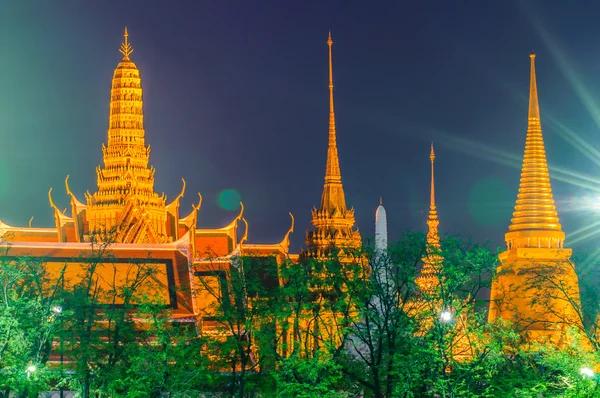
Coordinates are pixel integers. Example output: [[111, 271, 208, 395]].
[[273, 353, 347, 398], [3, 231, 600, 397], [0, 249, 67, 397]]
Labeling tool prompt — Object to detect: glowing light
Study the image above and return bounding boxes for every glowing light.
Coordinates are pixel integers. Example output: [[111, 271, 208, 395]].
[[440, 310, 453, 323], [418, 127, 600, 193], [218, 189, 241, 211], [580, 367, 595, 378], [52, 306, 62, 314], [26, 365, 36, 378], [524, 7, 600, 179]]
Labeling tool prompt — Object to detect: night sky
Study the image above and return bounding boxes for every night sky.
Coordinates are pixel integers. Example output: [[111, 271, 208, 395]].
[[2, 1, 600, 254]]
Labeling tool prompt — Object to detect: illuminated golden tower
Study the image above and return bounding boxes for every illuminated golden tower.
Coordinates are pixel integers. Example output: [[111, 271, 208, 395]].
[[305, 32, 361, 258], [85, 28, 168, 243], [416, 143, 442, 294], [488, 53, 582, 341]]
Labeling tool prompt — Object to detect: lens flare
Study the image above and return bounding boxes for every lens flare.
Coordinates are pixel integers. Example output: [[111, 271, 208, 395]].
[[423, 127, 600, 192], [218, 189, 241, 211]]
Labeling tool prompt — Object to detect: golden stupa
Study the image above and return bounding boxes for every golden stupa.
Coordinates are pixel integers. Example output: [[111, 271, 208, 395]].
[[487, 53, 582, 341]]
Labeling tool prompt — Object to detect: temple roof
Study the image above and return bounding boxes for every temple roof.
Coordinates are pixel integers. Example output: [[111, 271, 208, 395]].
[[416, 143, 442, 294], [305, 33, 361, 259], [1, 230, 192, 252]]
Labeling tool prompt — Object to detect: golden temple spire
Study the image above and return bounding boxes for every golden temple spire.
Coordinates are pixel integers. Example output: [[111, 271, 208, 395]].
[[305, 33, 361, 259], [417, 144, 442, 293], [429, 143, 436, 211], [507, 53, 562, 239], [320, 31, 346, 212], [427, 143, 439, 248], [85, 28, 167, 243], [488, 54, 580, 340], [325, 31, 341, 184], [120, 27, 133, 60]]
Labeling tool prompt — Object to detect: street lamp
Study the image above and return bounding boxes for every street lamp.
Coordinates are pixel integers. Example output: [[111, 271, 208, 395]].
[[26, 365, 36, 379], [440, 310, 453, 323], [581, 367, 595, 378]]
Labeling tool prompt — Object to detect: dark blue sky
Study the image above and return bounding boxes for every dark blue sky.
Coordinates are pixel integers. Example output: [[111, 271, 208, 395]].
[[1, 1, 600, 253]]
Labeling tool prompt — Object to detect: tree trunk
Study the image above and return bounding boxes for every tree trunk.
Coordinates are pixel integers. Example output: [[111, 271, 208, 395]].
[[84, 370, 91, 398]]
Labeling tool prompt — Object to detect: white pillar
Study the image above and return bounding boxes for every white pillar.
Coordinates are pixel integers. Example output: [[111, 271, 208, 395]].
[[375, 198, 388, 252]]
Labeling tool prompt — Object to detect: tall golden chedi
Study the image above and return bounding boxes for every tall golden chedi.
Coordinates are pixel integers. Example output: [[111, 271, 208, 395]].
[[488, 53, 582, 342], [416, 143, 442, 294], [85, 28, 168, 243], [304, 32, 361, 258]]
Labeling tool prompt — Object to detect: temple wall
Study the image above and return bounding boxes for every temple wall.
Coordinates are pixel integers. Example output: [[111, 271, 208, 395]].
[[489, 250, 582, 342], [1, 244, 195, 318], [194, 235, 233, 257]]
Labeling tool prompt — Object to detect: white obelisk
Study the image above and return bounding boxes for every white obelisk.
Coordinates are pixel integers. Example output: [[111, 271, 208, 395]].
[[375, 197, 388, 252]]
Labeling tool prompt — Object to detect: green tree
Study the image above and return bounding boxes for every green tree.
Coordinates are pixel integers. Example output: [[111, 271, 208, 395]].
[[328, 232, 501, 397], [58, 231, 190, 397], [197, 255, 279, 397], [0, 244, 68, 398]]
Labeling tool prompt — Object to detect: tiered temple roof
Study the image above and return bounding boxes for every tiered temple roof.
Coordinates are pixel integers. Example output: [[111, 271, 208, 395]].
[[416, 143, 443, 294], [0, 30, 293, 324], [304, 32, 361, 259]]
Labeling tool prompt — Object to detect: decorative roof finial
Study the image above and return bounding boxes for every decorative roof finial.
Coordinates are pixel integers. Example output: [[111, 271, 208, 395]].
[[430, 142, 436, 210], [120, 27, 133, 60], [324, 30, 341, 184], [380, 196, 383, 206], [416, 143, 442, 294], [528, 52, 540, 122]]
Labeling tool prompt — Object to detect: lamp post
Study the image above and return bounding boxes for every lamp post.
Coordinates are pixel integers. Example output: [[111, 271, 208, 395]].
[[54, 300, 65, 398], [439, 310, 453, 324], [26, 365, 36, 379], [581, 367, 595, 378]]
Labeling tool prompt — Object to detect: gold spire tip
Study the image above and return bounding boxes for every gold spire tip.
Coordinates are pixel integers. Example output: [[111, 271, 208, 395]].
[[120, 26, 133, 60], [429, 143, 436, 209], [327, 31, 333, 45], [379, 196, 383, 206], [530, 51, 536, 59]]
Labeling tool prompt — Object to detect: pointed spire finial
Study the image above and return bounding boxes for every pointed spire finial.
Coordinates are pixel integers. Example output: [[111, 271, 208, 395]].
[[380, 196, 383, 206], [120, 27, 133, 60], [323, 30, 341, 184], [417, 143, 442, 294], [528, 51, 540, 123], [430, 142, 436, 210], [328, 30, 335, 133], [316, 31, 350, 221]]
